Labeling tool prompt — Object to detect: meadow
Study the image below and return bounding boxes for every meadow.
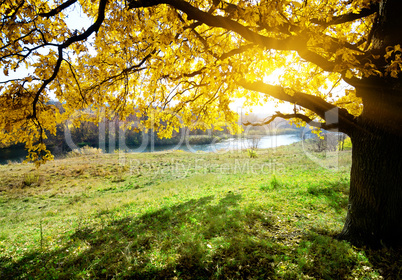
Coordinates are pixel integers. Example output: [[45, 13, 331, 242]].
[[0, 142, 400, 279]]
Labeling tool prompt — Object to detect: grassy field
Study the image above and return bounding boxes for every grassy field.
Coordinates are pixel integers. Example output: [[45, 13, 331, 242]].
[[0, 142, 400, 279]]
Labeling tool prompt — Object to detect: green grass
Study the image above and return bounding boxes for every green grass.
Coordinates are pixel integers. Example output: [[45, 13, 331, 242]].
[[0, 142, 399, 279]]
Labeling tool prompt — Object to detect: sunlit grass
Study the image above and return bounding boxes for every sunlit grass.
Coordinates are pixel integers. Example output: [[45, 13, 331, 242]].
[[0, 143, 397, 279]]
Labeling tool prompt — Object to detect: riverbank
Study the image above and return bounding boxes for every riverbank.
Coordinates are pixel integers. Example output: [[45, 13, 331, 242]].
[[1, 142, 398, 279], [0, 133, 303, 164], [0, 135, 229, 164]]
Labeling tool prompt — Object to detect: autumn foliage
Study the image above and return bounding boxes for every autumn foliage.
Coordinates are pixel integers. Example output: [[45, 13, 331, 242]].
[[1, 0, 385, 164]]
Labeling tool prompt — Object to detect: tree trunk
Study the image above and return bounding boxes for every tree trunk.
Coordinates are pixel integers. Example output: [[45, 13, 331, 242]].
[[339, 87, 402, 248], [338, 0, 402, 248]]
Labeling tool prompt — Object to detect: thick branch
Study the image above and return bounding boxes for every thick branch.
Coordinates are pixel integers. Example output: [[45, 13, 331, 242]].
[[129, 0, 289, 49], [130, 0, 293, 49], [238, 80, 331, 118], [311, 3, 378, 26], [238, 79, 356, 134], [179, 67, 207, 78], [244, 112, 338, 131], [38, 0, 78, 18], [129, 0, 338, 72], [220, 43, 255, 60]]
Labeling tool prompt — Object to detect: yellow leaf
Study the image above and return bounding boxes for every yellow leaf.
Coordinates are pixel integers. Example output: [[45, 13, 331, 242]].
[[345, 70, 353, 79]]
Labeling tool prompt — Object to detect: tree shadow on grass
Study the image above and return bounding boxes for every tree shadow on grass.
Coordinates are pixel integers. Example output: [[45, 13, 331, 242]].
[[307, 180, 349, 213], [361, 247, 402, 279], [0, 191, 387, 279], [306, 180, 402, 279]]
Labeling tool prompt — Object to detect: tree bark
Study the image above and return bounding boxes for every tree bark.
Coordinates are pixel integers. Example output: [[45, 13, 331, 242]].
[[339, 0, 402, 248], [339, 85, 402, 248]]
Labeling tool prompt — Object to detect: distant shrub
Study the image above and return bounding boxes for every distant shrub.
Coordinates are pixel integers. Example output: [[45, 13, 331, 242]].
[[307, 133, 339, 152], [247, 149, 258, 158], [338, 134, 352, 151], [67, 146, 103, 157], [342, 137, 352, 150], [22, 173, 40, 187], [247, 135, 261, 150]]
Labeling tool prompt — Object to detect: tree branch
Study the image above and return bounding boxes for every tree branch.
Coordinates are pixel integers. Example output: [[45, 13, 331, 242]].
[[64, 58, 87, 105], [219, 43, 255, 60], [128, 0, 339, 72], [238, 80, 331, 118], [244, 111, 339, 131], [243, 111, 339, 130], [128, 0, 362, 135], [177, 67, 207, 78], [130, 0, 293, 48], [38, 0, 78, 18], [83, 51, 153, 93], [237, 79, 356, 134], [311, 3, 378, 27], [30, 0, 108, 119], [128, 0, 292, 50]]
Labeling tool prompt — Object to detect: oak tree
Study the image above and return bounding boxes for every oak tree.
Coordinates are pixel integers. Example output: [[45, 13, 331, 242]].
[[1, 0, 402, 247]]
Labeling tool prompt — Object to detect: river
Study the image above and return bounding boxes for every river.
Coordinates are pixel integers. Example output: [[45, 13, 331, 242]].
[[0, 134, 302, 164]]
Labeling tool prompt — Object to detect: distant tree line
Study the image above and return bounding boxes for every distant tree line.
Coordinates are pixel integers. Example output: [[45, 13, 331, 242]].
[[0, 107, 310, 154]]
